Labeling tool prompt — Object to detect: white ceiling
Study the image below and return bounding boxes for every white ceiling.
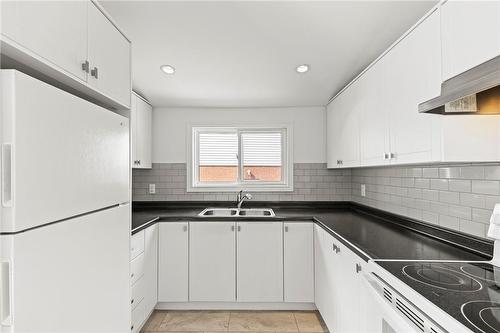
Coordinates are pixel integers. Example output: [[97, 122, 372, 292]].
[[102, 1, 437, 108]]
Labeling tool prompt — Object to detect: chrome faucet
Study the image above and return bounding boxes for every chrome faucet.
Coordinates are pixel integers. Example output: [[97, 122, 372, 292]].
[[237, 190, 252, 209]]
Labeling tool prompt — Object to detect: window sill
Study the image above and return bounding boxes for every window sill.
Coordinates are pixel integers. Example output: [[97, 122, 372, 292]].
[[187, 184, 294, 193]]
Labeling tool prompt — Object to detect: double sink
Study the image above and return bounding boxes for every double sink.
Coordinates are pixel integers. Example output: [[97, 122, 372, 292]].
[[198, 207, 275, 217]]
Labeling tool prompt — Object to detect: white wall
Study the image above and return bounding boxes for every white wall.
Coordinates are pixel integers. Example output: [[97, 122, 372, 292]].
[[153, 107, 326, 163]]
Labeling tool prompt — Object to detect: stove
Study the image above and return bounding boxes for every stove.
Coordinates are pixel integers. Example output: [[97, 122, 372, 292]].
[[376, 261, 500, 333]]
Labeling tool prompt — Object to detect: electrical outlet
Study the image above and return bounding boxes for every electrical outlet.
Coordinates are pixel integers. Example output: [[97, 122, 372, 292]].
[[361, 184, 366, 197], [149, 184, 156, 194]]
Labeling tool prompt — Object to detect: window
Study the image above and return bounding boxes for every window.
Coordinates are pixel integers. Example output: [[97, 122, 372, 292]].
[[188, 126, 293, 192]]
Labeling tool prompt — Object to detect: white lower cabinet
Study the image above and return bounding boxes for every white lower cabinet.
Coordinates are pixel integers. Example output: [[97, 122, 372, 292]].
[[143, 225, 158, 315], [284, 222, 314, 302], [314, 225, 368, 333], [158, 222, 189, 302], [237, 222, 284, 302], [189, 222, 236, 302], [130, 224, 158, 332]]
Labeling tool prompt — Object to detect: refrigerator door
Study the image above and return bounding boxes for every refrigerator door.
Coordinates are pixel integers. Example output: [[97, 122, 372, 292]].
[[0, 70, 129, 233], [0, 204, 130, 333]]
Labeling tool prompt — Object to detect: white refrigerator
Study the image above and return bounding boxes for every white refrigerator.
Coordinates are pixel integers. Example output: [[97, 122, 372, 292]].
[[0, 70, 131, 332]]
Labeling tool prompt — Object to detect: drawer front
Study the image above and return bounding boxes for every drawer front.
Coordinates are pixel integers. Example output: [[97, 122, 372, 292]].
[[131, 253, 145, 285], [131, 231, 145, 260], [131, 276, 145, 310], [131, 299, 145, 333]]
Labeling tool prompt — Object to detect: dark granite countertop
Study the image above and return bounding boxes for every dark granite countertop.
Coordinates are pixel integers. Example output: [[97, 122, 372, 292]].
[[132, 201, 493, 262]]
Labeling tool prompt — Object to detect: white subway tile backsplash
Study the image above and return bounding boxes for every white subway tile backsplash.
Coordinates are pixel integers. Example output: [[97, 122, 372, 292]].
[[472, 180, 500, 195]]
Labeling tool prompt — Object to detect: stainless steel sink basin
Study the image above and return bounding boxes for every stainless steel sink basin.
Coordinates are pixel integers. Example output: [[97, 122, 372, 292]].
[[198, 208, 275, 217], [238, 209, 274, 216]]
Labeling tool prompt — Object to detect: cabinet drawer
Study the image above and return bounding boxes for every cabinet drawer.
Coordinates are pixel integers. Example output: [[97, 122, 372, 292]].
[[131, 231, 145, 260], [131, 253, 145, 285], [131, 299, 145, 333], [131, 276, 145, 310]]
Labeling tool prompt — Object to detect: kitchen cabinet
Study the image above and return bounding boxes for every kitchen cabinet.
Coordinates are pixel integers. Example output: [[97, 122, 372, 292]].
[[158, 222, 189, 302], [0, 0, 131, 109], [326, 80, 361, 168], [441, 0, 500, 81], [87, 1, 131, 107], [237, 222, 283, 302], [132, 93, 153, 169], [189, 222, 236, 302], [143, 224, 158, 316], [283, 222, 314, 302], [386, 8, 441, 165], [0, 1, 87, 81], [314, 225, 367, 333]]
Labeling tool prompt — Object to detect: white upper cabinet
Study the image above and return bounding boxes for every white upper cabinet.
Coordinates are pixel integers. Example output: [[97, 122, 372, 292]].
[[237, 222, 283, 302], [132, 93, 153, 169], [441, 0, 500, 81], [359, 59, 390, 166], [1, 1, 88, 81], [88, 1, 131, 107], [326, 81, 361, 168], [189, 222, 236, 302], [0, 0, 131, 109], [328, 5, 500, 168], [387, 9, 441, 165]]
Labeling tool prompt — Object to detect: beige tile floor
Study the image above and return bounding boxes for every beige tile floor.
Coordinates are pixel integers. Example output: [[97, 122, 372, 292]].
[[141, 310, 329, 333]]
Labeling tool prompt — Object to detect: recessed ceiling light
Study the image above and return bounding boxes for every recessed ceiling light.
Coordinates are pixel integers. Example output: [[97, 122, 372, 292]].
[[296, 64, 310, 73], [160, 65, 175, 74]]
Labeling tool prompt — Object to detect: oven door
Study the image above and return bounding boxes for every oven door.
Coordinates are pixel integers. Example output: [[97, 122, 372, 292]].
[[361, 273, 448, 333]]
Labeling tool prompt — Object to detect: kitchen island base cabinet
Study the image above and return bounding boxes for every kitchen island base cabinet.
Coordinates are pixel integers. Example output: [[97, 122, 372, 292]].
[[158, 222, 189, 302], [237, 222, 283, 302], [284, 222, 314, 302], [189, 222, 236, 302]]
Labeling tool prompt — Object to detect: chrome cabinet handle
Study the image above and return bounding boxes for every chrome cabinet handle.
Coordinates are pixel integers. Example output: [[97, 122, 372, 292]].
[[390, 152, 395, 159], [383, 153, 389, 160], [131, 273, 134, 278], [237, 225, 241, 232], [82, 60, 89, 73], [332, 243, 340, 254], [356, 263, 362, 273], [131, 298, 134, 304], [91, 67, 98, 79], [231, 225, 235, 231], [131, 325, 134, 331], [284, 226, 289, 232], [183, 225, 188, 232]]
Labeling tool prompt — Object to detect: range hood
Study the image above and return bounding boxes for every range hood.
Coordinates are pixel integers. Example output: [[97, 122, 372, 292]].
[[419, 56, 500, 114]]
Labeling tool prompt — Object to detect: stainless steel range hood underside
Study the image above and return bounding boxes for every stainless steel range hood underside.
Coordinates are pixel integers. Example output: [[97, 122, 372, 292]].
[[419, 56, 500, 114]]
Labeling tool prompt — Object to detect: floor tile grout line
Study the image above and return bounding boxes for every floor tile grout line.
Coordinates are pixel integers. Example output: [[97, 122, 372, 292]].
[[292, 312, 300, 333]]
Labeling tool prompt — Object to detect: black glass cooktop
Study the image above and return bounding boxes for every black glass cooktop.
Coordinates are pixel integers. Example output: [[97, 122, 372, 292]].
[[377, 261, 500, 333]]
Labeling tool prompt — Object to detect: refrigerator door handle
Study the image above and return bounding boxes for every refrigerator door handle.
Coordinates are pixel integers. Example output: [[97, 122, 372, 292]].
[[1, 143, 13, 207], [0, 261, 12, 326]]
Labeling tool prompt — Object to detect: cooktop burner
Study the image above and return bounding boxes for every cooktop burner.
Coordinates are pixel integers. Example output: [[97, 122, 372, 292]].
[[462, 301, 500, 333], [403, 263, 482, 292], [376, 261, 500, 333]]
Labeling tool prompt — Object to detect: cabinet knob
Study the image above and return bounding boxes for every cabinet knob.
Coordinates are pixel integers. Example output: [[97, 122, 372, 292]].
[[91, 67, 99, 79], [131, 325, 134, 331], [82, 60, 90, 73], [131, 298, 134, 304], [383, 153, 389, 160], [390, 152, 395, 159]]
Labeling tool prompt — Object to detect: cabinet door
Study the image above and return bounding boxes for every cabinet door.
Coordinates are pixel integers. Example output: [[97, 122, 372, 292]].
[[388, 9, 441, 164], [189, 222, 236, 302], [0, 1, 88, 81], [322, 231, 339, 332], [87, 2, 131, 107], [284, 223, 314, 302], [359, 59, 390, 167], [143, 224, 158, 315], [314, 225, 327, 314], [237, 222, 283, 302], [326, 86, 360, 168], [158, 223, 189, 302], [441, 0, 500, 81], [132, 94, 153, 169], [334, 243, 363, 333]]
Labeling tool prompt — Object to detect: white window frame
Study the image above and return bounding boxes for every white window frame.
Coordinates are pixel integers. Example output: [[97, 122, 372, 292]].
[[187, 125, 293, 192]]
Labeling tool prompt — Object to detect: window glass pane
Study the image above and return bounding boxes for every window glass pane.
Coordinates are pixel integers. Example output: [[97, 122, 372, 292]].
[[199, 132, 238, 182], [242, 132, 282, 182]]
